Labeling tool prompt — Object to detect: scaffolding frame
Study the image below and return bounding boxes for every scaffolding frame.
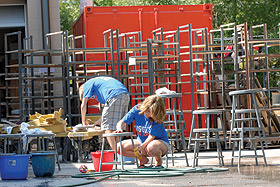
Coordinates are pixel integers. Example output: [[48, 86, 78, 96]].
[[4, 31, 67, 122], [184, 22, 280, 142], [65, 29, 115, 126], [2, 21, 280, 143]]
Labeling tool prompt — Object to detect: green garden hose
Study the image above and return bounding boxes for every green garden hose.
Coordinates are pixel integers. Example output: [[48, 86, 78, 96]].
[[58, 167, 229, 187]]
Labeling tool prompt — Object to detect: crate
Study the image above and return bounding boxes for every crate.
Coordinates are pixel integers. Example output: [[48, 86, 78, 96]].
[[0, 154, 30, 180]]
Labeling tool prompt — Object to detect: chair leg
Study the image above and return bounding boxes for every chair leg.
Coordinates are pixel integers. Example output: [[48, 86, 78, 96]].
[[118, 136, 124, 170], [229, 95, 236, 149], [165, 150, 169, 168], [192, 140, 198, 168], [252, 94, 267, 147], [215, 132, 223, 166], [53, 137, 61, 171], [188, 114, 196, 149], [17, 138, 22, 154], [206, 115, 210, 150], [231, 140, 236, 166], [180, 125, 189, 167], [219, 141, 224, 166], [99, 137, 106, 172], [169, 133, 175, 166], [195, 133, 200, 167], [4, 138, 7, 153], [251, 133, 258, 166], [24, 137, 29, 154], [130, 135, 139, 168], [219, 113, 227, 149], [240, 114, 244, 149], [238, 140, 241, 168], [258, 130, 267, 166], [195, 141, 200, 167]]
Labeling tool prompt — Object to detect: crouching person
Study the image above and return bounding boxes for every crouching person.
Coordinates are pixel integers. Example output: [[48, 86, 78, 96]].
[[115, 95, 169, 168]]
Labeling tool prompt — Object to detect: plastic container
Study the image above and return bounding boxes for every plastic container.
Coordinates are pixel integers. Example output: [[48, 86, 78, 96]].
[[91, 151, 114, 172], [117, 154, 135, 164], [0, 154, 30, 180], [31, 152, 56, 177]]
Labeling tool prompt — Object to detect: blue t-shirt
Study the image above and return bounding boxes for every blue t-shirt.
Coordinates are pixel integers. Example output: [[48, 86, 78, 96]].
[[122, 105, 169, 144], [83, 77, 128, 104]]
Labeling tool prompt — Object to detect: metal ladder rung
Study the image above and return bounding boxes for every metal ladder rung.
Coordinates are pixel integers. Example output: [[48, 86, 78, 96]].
[[168, 138, 185, 141], [101, 162, 120, 165], [232, 155, 264, 158], [166, 110, 183, 115], [166, 129, 184, 133], [166, 155, 188, 159], [232, 127, 262, 132], [164, 120, 185, 124], [230, 117, 263, 122], [193, 128, 219, 133], [195, 155, 224, 159], [191, 138, 222, 142], [231, 137, 263, 141], [231, 109, 256, 113]]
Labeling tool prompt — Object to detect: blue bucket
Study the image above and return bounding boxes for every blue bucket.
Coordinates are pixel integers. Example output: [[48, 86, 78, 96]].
[[31, 152, 56, 177], [0, 154, 30, 180]]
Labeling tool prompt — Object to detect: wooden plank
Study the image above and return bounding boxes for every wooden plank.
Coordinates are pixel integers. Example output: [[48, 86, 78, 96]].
[[255, 77, 279, 132], [255, 96, 274, 132], [213, 77, 231, 130]]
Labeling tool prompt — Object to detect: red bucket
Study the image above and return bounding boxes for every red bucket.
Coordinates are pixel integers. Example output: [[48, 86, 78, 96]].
[[91, 151, 114, 172]]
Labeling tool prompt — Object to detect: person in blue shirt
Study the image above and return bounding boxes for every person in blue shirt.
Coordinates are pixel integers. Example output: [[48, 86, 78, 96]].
[[79, 76, 129, 149], [115, 95, 169, 168]]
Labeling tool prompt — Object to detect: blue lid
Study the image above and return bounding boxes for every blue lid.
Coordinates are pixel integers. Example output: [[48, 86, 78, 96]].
[[0, 154, 30, 158], [31, 151, 56, 156], [0, 153, 16, 156]]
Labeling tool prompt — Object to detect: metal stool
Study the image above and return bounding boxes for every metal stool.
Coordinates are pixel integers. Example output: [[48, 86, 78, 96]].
[[24, 133, 61, 171], [189, 109, 226, 167], [229, 89, 267, 167], [160, 93, 189, 167], [0, 134, 24, 154], [99, 132, 138, 172]]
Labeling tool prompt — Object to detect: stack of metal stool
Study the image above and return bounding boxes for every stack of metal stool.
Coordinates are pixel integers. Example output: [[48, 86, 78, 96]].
[[229, 89, 267, 167], [160, 93, 189, 167], [188, 109, 226, 167]]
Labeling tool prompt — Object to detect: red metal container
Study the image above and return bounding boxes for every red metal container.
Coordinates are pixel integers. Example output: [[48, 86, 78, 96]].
[[73, 4, 212, 48], [73, 5, 213, 135]]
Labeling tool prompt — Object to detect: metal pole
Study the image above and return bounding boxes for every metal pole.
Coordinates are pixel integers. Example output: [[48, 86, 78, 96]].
[[189, 24, 194, 112], [65, 31, 72, 126], [264, 24, 271, 134], [18, 31, 23, 122], [116, 30, 121, 80], [244, 22, 250, 90], [110, 29, 115, 76], [147, 39, 154, 94], [220, 27, 226, 110], [234, 23, 239, 90]]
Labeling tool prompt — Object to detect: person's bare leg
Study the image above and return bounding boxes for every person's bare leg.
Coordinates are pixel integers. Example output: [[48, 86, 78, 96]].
[[146, 140, 168, 166], [117, 139, 149, 166], [105, 130, 117, 149]]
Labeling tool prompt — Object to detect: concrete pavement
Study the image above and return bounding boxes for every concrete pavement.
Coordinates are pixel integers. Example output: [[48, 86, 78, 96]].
[[1, 148, 280, 187]]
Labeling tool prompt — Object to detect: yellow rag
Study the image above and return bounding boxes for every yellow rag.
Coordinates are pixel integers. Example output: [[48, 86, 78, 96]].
[[134, 147, 142, 160]]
